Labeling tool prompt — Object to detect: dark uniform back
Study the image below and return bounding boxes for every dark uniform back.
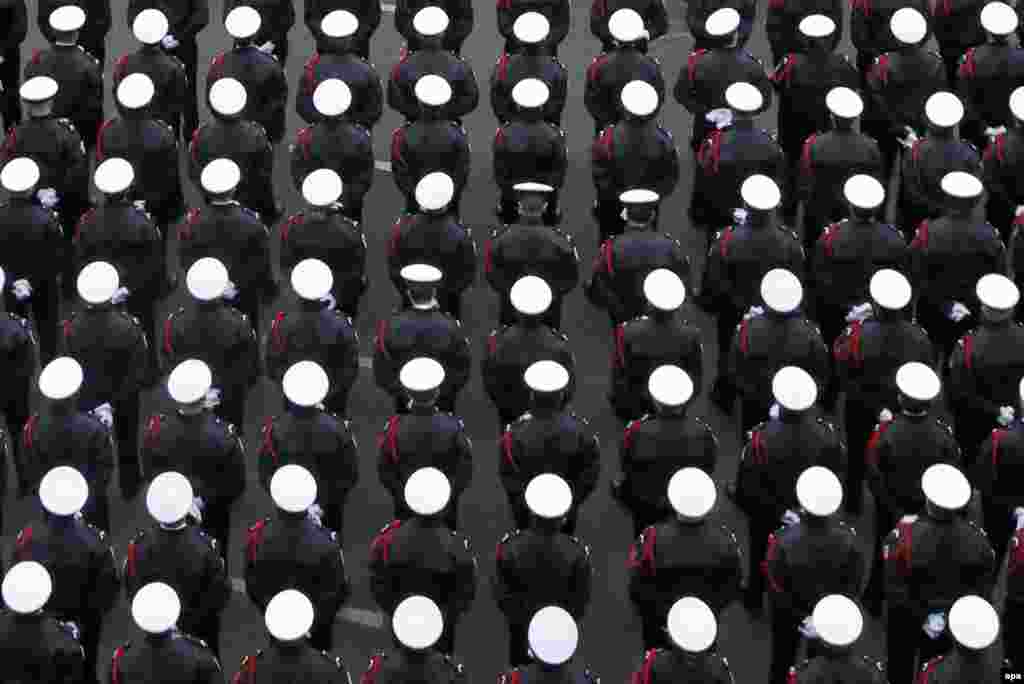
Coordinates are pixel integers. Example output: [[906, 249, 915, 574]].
[[188, 117, 277, 223], [361, 649, 468, 684], [931, 0, 987, 83], [0, 0, 27, 130], [387, 212, 477, 317], [957, 42, 1024, 149], [232, 645, 351, 684], [787, 653, 888, 683], [394, 0, 474, 54], [390, 120, 471, 214], [206, 47, 288, 143], [585, 48, 664, 134], [983, 128, 1024, 239], [24, 45, 102, 151], [388, 48, 479, 122], [36, 0, 110, 65], [687, 0, 756, 48], [500, 663, 601, 684], [899, 133, 981, 235], [305, 0, 380, 56], [590, 0, 669, 50], [493, 51, 568, 125], [112, 46, 189, 138], [765, 0, 843, 62], [0, 610, 85, 684], [0, 313, 35, 450], [631, 646, 736, 684], [483, 322, 576, 425], [279, 207, 367, 315], [109, 632, 222, 684], [222, 0, 294, 65], [850, 0, 930, 75], [493, 119, 567, 220], [296, 51, 383, 128], [291, 119, 375, 223], [976, 423, 1024, 557]]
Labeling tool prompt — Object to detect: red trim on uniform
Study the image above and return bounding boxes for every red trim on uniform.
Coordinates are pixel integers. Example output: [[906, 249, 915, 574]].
[[918, 656, 943, 683], [163, 318, 174, 355], [771, 55, 796, 84], [496, 52, 510, 82], [601, 240, 614, 274], [190, 126, 202, 163], [959, 48, 977, 80], [761, 532, 784, 591], [30, 49, 41, 65], [494, 127, 506, 148], [179, 207, 201, 241], [0, 127, 17, 157], [768, 0, 784, 8], [875, 54, 890, 85], [297, 126, 313, 159], [495, 540, 505, 562], [996, 133, 1007, 163], [497, 0, 511, 9], [487, 332, 498, 356], [850, 0, 872, 16], [702, 129, 724, 174], [390, 51, 408, 82], [848, 319, 864, 364], [144, 415, 161, 450], [963, 334, 974, 370], [991, 428, 1006, 466], [260, 417, 278, 466], [388, 218, 403, 257], [623, 419, 640, 450], [686, 49, 707, 84], [719, 226, 734, 257], [865, 418, 891, 467], [910, 138, 925, 163], [62, 319, 73, 340], [594, 126, 615, 163], [75, 208, 96, 240], [787, 668, 798, 684], [739, 318, 750, 354], [23, 415, 38, 451], [938, 0, 952, 15], [390, 127, 405, 164], [375, 319, 388, 354], [638, 649, 658, 684], [370, 520, 403, 561], [591, 0, 608, 19], [95, 119, 114, 161], [484, 239, 493, 274], [751, 429, 765, 465], [586, 54, 608, 84], [304, 53, 322, 96], [1008, 529, 1024, 576], [208, 53, 226, 81], [384, 415, 400, 463], [361, 655, 384, 684], [246, 519, 267, 562], [270, 311, 287, 353], [891, 519, 913, 575], [911, 220, 930, 249], [14, 526, 31, 561], [639, 525, 657, 574], [282, 213, 303, 243], [501, 429, 515, 466], [800, 134, 816, 177], [111, 646, 125, 684], [822, 222, 841, 258], [614, 324, 626, 367], [126, 540, 137, 577]]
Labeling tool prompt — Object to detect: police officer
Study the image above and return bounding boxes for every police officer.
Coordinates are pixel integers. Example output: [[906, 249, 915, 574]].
[[361, 596, 469, 683], [500, 607, 600, 683], [786, 595, 887, 683], [266, 260, 360, 415], [387, 173, 477, 319], [591, 0, 668, 51], [16, 357, 114, 532], [763, 467, 867, 684], [498, 3, 570, 55], [975, 377, 1024, 559], [396, 0, 473, 55], [919, 595, 1005, 682], [223, 0, 293, 66], [140, 360, 245, 562], [850, 0, 930, 85], [110, 582, 223, 684], [765, 0, 842, 66], [124, 472, 230, 656], [161, 258, 259, 430], [632, 597, 735, 683], [882, 463, 996, 684], [0, 0, 26, 131], [983, 87, 1024, 239], [494, 475, 593, 665], [628, 468, 743, 649], [500, 363, 601, 533], [608, 271, 703, 421], [483, 276, 576, 426], [369, 468, 477, 654], [0, 561, 85, 683], [374, 264, 472, 413], [296, 40, 383, 129], [0, 268, 36, 452], [933, 0, 987, 86], [308, 4, 378, 58], [493, 13, 568, 125]]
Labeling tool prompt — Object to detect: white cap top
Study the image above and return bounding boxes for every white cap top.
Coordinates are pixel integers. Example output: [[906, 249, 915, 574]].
[[514, 182, 556, 193], [772, 366, 818, 411], [415, 74, 453, 106], [643, 269, 686, 311], [528, 607, 578, 665], [2, 562, 52, 614], [200, 157, 241, 194], [403, 467, 451, 516], [1, 157, 41, 193], [167, 359, 213, 405], [667, 597, 716, 652], [0, 267, 4, 292], [270, 464, 318, 513], [843, 174, 885, 209], [291, 258, 334, 300], [896, 361, 941, 401], [826, 87, 864, 119], [512, 78, 551, 109], [313, 79, 352, 116], [705, 7, 741, 36], [39, 466, 89, 516], [1019, 376, 1024, 403], [266, 590, 316, 641], [133, 8, 169, 43], [921, 463, 971, 510], [225, 5, 261, 38], [77, 261, 120, 304], [117, 72, 155, 109], [39, 357, 83, 400], [949, 595, 1000, 650], [145, 471, 194, 525], [1012, 86, 1024, 121], [321, 9, 360, 37], [209, 78, 247, 116], [812, 595, 863, 647], [621, 80, 659, 116], [49, 5, 86, 32], [925, 91, 964, 127], [796, 466, 843, 516], [283, 361, 330, 406], [510, 275, 553, 315], [401, 263, 444, 284], [799, 14, 836, 37], [524, 360, 570, 393], [393, 595, 444, 650], [524, 473, 573, 519], [186, 257, 229, 301], [890, 7, 928, 44], [608, 8, 646, 42], [94, 157, 134, 195], [760, 269, 803, 313], [981, 1, 1018, 34], [514, 11, 551, 43], [648, 365, 694, 406], [132, 582, 181, 634], [668, 468, 717, 518], [620, 189, 660, 204], [741, 174, 781, 210], [400, 357, 446, 393], [977, 273, 1020, 310], [725, 81, 763, 113], [870, 269, 912, 310], [413, 6, 450, 36], [302, 168, 343, 206], [940, 171, 984, 198], [20, 76, 58, 102], [415, 172, 455, 210]]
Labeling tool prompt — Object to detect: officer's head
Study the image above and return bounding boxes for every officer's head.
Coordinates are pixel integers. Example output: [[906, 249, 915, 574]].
[[724, 81, 763, 123], [225, 5, 261, 46], [1011, 87, 1024, 128], [401, 263, 444, 308], [620, 80, 660, 121], [666, 597, 717, 654], [319, 9, 361, 54], [199, 158, 242, 202], [392, 595, 444, 652], [2, 562, 53, 615], [649, 365, 694, 416], [414, 74, 453, 119], [889, 8, 929, 49], [415, 172, 456, 215], [208, 77, 248, 122], [291, 258, 335, 307], [48, 5, 85, 45], [94, 157, 136, 203], [760, 269, 803, 316], [949, 595, 1000, 654], [131, 582, 181, 637], [19, 76, 59, 118], [527, 607, 578, 667], [740, 175, 780, 223], [76, 260, 119, 309], [869, 269, 912, 320], [132, 8, 170, 46], [167, 359, 213, 413], [514, 11, 553, 51], [895, 361, 940, 414], [38, 466, 89, 520], [116, 72, 156, 119], [510, 275, 553, 323], [403, 467, 451, 520], [811, 595, 864, 654], [981, 2, 1017, 43], [826, 87, 863, 131], [511, 77, 551, 121], [0, 157, 41, 199], [313, 78, 352, 120], [265, 590, 316, 644], [400, 357, 445, 409], [270, 464, 318, 517], [921, 463, 971, 520], [704, 7, 741, 48], [797, 14, 836, 53], [524, 360, 570, 413], [924, 91, 964, 136], [977, 273, 1019, 324], [643, 269, 685, 318], [940, 170, 984, 215], [608, 8, 649, 50], [186, 257, 231, 305], [145, 471, 194, 529], [283, 361, 330, 412], [843, 174, 884, 220], [668, 467, 716, 523], [513, 182, 554, 222], [412, 6, 449, 50], [38, 356, 84, 406], [619, 189, 660, 228], [772, 366, 818, 419], [795, 466, 843, 519], [302, 168, 343, 212], [524, 473, 573, 529]]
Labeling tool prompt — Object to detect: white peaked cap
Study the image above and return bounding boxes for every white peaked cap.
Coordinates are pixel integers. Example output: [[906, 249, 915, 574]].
[[620, 189, 660, 204], [844, 174, 885, 209], [302, 168, 343, 206], [514, 182, 555, 193], [132, 582, 181, 634], [921, 463, 971, 510], [283, 361, 330, 406], [77, 261, 120, 304], [186, 257, 230, 301], [772, 366, 818, 411], [511, 275, 553, 315], [827, 87, 864, 119], [117, 72, 155, 109], [1019, 376, 1024, 403], [200, 157, 241, 194], [270, 464, 318, 513], [949, 595, 1000, 650], [981, 2, 1018, 34], [896, 361, 941, 401], [761, 269, 803, 312], [890, 7, 928, 44], [870, 269, 912, 310], [1012, 86, 1024, 121], [741, 174, 781, 210], [167, 359, 213, 404], [291, 258, 334, 300], [403, 467, 451, 516], [225, 5, 262, 38], [39, 466, 89, 516], [321, 9, 360, 37], [1, 157, 41, 193], [609, 8, 646, 42], [668, 467, 717, 518], [20, 76, 58, 102], [725, 81, 763, 113], [400, 357, 446, 392], [2, 562, 52, 614], [528, 607, 578, 665], [146, 471, 194, 525], [413, 6, 450, 36], [812, 595, 863, 647], [265, 590, 316, 641], [514, 11, 551, 43], [133, 8, 169, 43], [799, 14, 836, 37], [796, 466, 843, 516], [313, 79, 352, 116], [705, 7, 741, 36], [648, 365, 694, 406], [667, 597, 716, 652], [39, 357, 84, 400], [94, 157, 134, 195], [415, 74, 453, 106], [0, 267, 4, 292], [977, 273, 1020, 310], [401, 263, 444, 284], [525, 473, 573, 518], [49, 5, 86, 32], [209, 78, 247, 116], [940, 171, 984, 198], [925, 91, 964, 127], [621, 80, 659, 116], [524, 360, 570, 393], [415, 172, 455, 210], [393, 595, 444, 649], [512, 78, 551, 109], [644, 269, 686, 311]]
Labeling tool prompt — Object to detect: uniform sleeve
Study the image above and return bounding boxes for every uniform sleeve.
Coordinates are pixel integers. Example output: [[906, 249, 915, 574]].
[[948, 338, 1003, 418], [92, 426, 115, 489], [584, 241, 616, 312], [450, 62, 480, 120], [646, 0, 670, 40], [90, 542, 121, 614], [445, 325, 473, 392], [372, 324, 400, 397], [196, 649, 224, 684], [452, 225, 478, 294], [389, 126, 412, 196], [491, 540, 513, 613], [570, 545, 593, 616], [453, 535, 478, 614], [454, 429, 473, 493], [387, 64, 416, 121], [576, 430, 602, 501], [199, 542, 231, 617], [94, 0, 112, 39], [55, 630, 86, 684], [180, 0, 210, 39], [221, 431, 247, 503], [330, 427, 360, 499], [228, 321, 260, 388], [0, 0, 27, 51], [333, 323, 361, 404], [321, 542, 352, 615]]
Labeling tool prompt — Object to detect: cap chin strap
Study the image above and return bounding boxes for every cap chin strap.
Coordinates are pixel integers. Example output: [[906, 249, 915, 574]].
[[159, 518, 188, 530]]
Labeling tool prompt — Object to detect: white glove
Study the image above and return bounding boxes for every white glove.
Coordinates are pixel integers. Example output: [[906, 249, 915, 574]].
[[705, 108, 733, 129], [743, 305, 765, 320], [133, 199, 147, 212], [189, 496, 204, 523], [986, 126, 1007, 140], [258, 41, 275, 54], [798, 616, 818, 639], [769, 402, 781, 420], [947, 301, 971, 322], [91, 403, 114, 428], [320, 293, 337, 311], [308, 503, 324, 525], [923, 612, 946, 639], [733, 208, 749, 225], [161, 34, 179, 50], [1013, 506, 1024, 530], [999, 406, 1016, 427], [111, 287, 131, 305], [898, 126, 919, 149], [782, 509, 801, 526], [1016, 205, 1024, 218], [879, 408, 894, 423], [203, 387, 222, 409], [845, 302, 873, 323], [12, 279, 32, 302], [36, 187, 59, 208], [222, 281, 239, 301]]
